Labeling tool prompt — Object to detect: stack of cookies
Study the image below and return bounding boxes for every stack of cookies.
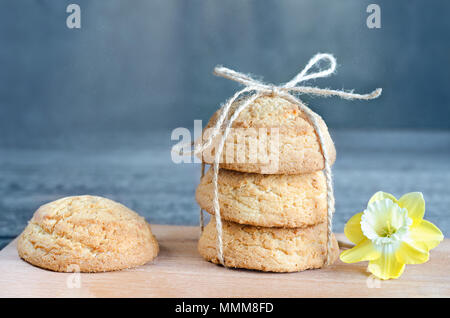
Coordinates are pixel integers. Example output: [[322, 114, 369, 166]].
[[196, 96, 339, 272]]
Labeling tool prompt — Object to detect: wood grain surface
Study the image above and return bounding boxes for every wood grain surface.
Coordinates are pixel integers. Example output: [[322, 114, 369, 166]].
[[0, 225, 449, 298], [2, 130, 450, 250]]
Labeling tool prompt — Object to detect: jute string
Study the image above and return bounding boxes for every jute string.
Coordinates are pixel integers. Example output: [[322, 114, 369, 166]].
[[183, 53, 381, 266], [199, 162, 206, 233]]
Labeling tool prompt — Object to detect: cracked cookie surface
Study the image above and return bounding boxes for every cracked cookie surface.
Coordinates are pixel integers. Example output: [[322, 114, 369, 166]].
[[197, 95, 336, 174], [17, 195, 159, 272], [196, 168, 328, 228], [198, 217, 338, 272]]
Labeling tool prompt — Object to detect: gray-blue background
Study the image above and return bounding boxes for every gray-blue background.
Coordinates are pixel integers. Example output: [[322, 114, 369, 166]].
[[0, 1, 449, 249], [1, 0, 449, 141]]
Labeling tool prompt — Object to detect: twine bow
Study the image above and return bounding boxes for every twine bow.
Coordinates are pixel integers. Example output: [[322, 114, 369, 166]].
[[191, 53, 382, 266]]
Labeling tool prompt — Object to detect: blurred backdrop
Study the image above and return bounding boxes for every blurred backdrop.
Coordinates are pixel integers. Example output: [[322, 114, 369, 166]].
[[0, 0, 449, 248], [1, 0, 450, 140]]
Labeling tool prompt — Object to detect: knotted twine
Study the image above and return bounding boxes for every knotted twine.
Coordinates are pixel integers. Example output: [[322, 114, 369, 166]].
[[187, 53, 382, 266]]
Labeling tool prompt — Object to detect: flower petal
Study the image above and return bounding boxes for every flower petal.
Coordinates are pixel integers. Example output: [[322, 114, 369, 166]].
[[344, 212, 364, 244], [398, 192, 425, 225], [368, 250, 405, 280], [396, 241, 429, 264], [368, 191, 398, 205], [340, 239, 381, 263], [410, 220, 444, 250]]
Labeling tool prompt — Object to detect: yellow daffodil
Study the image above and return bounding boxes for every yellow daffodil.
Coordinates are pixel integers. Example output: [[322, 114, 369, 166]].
[[340, 191, 443, 280]]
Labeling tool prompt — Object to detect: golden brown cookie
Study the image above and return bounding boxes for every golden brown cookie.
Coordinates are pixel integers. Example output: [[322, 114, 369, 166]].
[[197, 95, 336, 174], [196, 168, 327, 228], [198, 217, 339, 272], [17, 195, 159, 272]]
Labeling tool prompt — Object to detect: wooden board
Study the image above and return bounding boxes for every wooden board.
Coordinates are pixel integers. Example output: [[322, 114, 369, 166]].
[[0, 225, 449, 298]]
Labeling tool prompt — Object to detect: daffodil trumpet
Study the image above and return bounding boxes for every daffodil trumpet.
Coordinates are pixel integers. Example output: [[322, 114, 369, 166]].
[[340, 191, 443, 280]]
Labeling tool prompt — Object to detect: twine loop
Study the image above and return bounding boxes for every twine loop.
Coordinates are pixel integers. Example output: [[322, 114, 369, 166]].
[[192, 53, 381, 267]]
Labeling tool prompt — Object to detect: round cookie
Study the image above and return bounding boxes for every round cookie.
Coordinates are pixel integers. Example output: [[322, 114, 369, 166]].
[[197, 95, 336, 174], [198, 217, 339, 272], [196, 168, 327, 228], [17, 195, 159, 272]]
